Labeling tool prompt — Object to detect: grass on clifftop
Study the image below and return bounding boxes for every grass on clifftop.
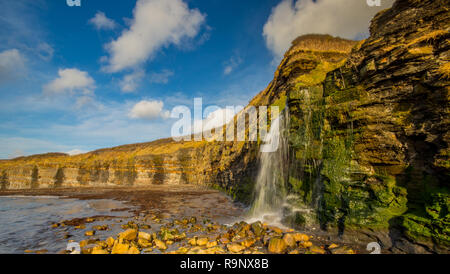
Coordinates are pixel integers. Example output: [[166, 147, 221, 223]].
[[289, 34, 357, 54]]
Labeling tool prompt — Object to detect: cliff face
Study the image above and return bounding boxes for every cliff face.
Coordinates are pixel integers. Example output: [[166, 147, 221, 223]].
[[0, 0, 448, 250], [285, 0, 449, 249]]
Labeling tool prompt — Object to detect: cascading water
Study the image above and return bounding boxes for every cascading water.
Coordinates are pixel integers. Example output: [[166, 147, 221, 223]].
[[248, 109, 290, 225]]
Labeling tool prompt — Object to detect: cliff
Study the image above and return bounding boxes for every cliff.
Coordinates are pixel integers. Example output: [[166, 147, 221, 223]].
[[0, 0, 448, 251], [285, 0, 449, 250]]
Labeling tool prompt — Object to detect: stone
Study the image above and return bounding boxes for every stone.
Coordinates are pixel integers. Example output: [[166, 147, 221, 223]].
[[106, 237, 115, 247], [85, 230, 95, 237], [309, 245, 326, 254], [268, 226, 283, 234], [330, 246, 355, 254], [292, 233, 310, 242], [227, 243, 246, 253], [111, 243, 129, 254], [242, 238, 257, 248], [176, 247, 189, 254], [251, 221, 264, 237], [128, 245, 140, 254], [35, 249, 48, 254], [138, 238, 152, 248], [119, 229, 138, 241], [138, 232, 152, 241], [142, 248, 153, 253], [299, 241, 313, 248], [196, 237, 209, 246], [268, 238, 287, 254], [282, 233, 296, 248], [154, 239, 167, 250], [188, 237, 197, 246], [91, 246, 108, 254], [328, 244, 339, 249], [92, 225, 108, 231]]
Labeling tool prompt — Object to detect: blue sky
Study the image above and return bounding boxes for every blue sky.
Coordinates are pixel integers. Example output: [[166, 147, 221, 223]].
[[0, 0, 393, 158]]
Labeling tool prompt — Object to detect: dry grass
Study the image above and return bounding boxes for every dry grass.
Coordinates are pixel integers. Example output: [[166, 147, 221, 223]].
[[289, 34, 357, 54], [437, 62, 450, 79], [406, 30, 447, 47], [408, 46, 434, 55]]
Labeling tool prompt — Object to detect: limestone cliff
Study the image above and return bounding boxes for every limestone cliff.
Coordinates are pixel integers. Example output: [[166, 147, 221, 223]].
[[0, 0, 448, 251]]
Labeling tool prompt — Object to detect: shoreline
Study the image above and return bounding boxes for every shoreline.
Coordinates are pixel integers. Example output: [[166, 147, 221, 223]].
[[0, 187, 438, 254]]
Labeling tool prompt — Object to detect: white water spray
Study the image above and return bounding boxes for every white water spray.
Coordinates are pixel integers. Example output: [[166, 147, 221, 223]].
[[249, 110, 290, 225]]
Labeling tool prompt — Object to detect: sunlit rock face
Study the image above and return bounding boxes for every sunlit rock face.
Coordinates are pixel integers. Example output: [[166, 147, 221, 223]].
[[285, 0, 449, 250], [0, 0, 448, 251]]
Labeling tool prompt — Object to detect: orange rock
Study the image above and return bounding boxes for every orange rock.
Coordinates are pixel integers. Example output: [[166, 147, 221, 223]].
[[241, 238, 256, 248], [300, 241, 313, 248], [227, 243, 246, 253], [268, 238, 287, 254], [196, 237, 209, 246], [293, 233, 309, 242], [119, 229, 137, 241], [282, 234, 296, 247]]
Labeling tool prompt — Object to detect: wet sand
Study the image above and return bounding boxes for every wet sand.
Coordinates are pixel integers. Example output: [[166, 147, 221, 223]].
[[0, 185, 245, 221]]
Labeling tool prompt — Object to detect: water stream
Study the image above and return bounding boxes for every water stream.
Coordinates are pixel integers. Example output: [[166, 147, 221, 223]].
[[249, 109, 290, 226]]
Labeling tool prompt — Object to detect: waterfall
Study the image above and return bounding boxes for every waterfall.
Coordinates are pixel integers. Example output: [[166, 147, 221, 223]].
[[249, 109, 290, 225]]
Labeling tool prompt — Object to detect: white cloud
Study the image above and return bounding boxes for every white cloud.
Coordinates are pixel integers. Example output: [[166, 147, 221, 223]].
[[129, 100, 167, 120], [36, 42, 54, 61], [43, 68, 95, 95], [0, 48, 26, 83], [120, 69, 145, 92], [103, 0, 205, 72], [223, 56, 242, 75], [89, 11, 117, 30], [263, 0, 395, 58], [66, 149, 86, 156], [149, 69, 174, 84]]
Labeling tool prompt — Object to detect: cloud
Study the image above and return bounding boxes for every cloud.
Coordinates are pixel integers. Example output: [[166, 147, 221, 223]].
[[43, 68, 95, 95], [89, 11, 117, 30], [103, 0, 205, 72], [129, 100, 168, 120], [0, 48, 26, 84], [149, 69, 174, 84], [223, 56, 242, 75], [36, 42, 54, 61], [263, 0, 395, 58], [120, 69, 145, 92], [66, 149, 86, 156]]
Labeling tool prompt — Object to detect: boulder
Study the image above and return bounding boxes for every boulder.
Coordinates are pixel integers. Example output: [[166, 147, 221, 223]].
[[282, 234, 296, 247], [227, 243, 246, 253], [111, 243, 129, 254], [119, 229, 138, 241], [268, 238, 287, 254]]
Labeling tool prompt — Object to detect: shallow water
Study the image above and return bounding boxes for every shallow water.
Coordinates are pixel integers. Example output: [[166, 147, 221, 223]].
[[0, 196, 132, 254]]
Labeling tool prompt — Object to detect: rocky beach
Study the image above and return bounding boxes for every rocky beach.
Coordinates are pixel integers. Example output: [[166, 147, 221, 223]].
[[0, 186, 370, 254]]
